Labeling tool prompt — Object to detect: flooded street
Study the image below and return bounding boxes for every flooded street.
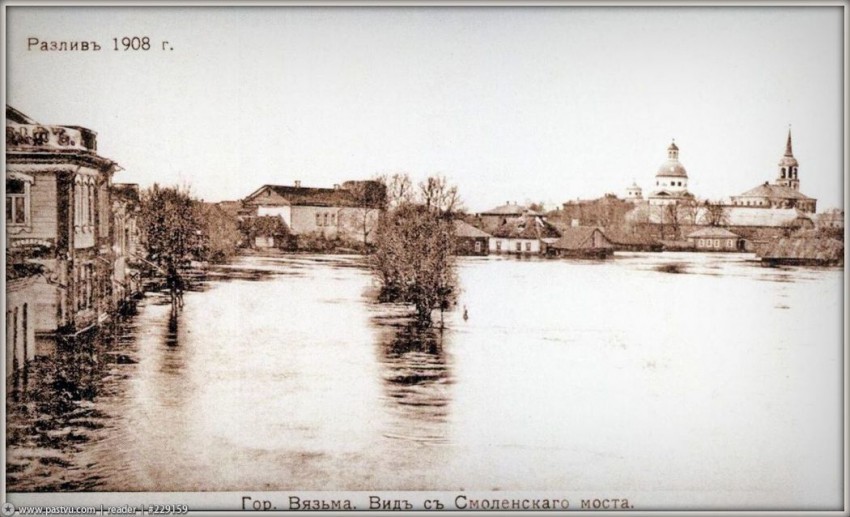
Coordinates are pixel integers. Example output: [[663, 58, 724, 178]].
[[6, 253, 843, 508]]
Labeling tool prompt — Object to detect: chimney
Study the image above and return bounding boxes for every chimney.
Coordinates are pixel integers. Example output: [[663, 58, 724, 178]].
[[294, 180, 301, 188]]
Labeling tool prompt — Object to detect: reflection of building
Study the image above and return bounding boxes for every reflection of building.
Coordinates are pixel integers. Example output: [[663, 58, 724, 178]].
[[648, 140, 692, 206], [6, 105, 120, 335], [730, 130, 816, 213], [6, 269, 38, 376], [242, 180, 384, 244]]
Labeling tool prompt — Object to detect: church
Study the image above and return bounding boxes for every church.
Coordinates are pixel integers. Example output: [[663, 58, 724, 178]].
[[647, 140, 694, 206], [730, 130, 817, 213]]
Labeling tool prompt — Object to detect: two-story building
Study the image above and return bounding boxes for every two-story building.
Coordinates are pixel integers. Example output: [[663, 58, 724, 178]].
[[6, 105, 120, 336]]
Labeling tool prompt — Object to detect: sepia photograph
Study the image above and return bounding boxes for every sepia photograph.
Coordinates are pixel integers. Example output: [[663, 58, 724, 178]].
[[3, 2, 846, 514]]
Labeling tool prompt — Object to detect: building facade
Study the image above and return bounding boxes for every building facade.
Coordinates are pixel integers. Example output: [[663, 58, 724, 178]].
[[242, 180, 385, 244], [6, 105, 120, 336]]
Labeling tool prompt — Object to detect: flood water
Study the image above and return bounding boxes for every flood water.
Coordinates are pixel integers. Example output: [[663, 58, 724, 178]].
[[6, 253, 843, 509]]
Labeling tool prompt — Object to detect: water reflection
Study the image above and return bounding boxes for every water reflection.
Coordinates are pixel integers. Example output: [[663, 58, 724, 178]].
[[373, 314, 453, 445], [6, 329, 115, 491]]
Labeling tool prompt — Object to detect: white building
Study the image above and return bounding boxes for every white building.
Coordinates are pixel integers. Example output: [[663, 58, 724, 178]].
[[648, 140, 692, 206]]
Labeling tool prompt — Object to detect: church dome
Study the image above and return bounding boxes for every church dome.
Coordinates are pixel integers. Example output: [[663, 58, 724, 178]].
[[656, 159, 688, 178]]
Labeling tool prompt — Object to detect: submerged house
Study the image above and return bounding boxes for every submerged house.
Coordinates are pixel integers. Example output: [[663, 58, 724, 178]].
[[549, 227, 615, 258], [490, 214, 561, 254], [686, 227, 745, 252], [453, 220, 491, 256], [758, 236, 843, 267]]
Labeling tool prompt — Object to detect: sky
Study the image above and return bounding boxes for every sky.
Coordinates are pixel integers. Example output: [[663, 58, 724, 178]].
[[5, 6, 845, 213]]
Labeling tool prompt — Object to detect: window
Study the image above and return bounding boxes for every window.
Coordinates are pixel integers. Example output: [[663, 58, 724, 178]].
[[331, 213, 336, 225], [727, 239, 734, 248], [714, 239, 720, 247], [698, 239, 705, 247], [6, 179, 28, 225], [525, 242, 531, 251], [316, 213, 322, 226], [516, 242, 522, 252], [324, 213, 329, 226], [496, 241, 502, 251], [474, 241, 482, 253]]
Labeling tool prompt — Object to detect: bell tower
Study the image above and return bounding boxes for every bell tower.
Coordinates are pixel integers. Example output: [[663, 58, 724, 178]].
[[776, 128, 800, 190]]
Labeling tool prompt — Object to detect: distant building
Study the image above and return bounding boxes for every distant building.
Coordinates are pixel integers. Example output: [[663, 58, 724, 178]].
[[6, 105, 120, 335], [730, 130, 817, 213], [687, 227, 744, 251], [816, 208, 844, 230], [625, 181, 643, 202], [490, 213, 560, 254], [6, 266, 38, 376], [242, 180, 385, 244], [648, 140, 692, 206], [453, 220, 491, 256]]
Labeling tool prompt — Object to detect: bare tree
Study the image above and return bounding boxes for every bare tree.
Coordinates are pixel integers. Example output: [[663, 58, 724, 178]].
[[700, 199, 730, 227], [341, 180, 384, 245]]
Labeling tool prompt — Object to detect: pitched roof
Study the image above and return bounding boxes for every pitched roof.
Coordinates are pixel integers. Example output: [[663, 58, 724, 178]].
[[491, 215, 560, 239], [453, 219, 492, 238], [687, 227, 740, 239], [759, 237, 843, 261], [736, 182, 812, 200], [551, 227, 613, 250], [244, 183, 382, 208]]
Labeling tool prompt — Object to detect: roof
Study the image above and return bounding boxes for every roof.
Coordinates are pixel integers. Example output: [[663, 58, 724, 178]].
[[687, 227, 740, 239], [6, 105, 36, 124], [480, 203, 541, 216], [668, 141, 679, 151], [603, 228, 659, 246], [453, 220, 491, 239], [726, 207, 813, 227], [244, 183, 383, 208], [550, 227, 613, 250], [491, 214, 560, 240], [759, 237, 843, 261], [656, 159, 688, 178], [735, 182, 812, 200]]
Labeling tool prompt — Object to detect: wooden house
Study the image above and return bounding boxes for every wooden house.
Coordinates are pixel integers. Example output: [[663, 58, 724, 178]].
[[550, 227, 614, 258], [686, 227, 744, 251], [453, 220, 491, 255], [6, 105, 120, 336]]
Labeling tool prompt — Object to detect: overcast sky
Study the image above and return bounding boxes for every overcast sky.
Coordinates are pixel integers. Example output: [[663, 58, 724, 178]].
[[6, 6, 844, 212]]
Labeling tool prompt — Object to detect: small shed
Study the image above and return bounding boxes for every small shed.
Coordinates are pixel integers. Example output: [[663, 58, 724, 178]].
[[759, 237, 843, 266], [687, 227, 744, 251], [550, 227, 614, 258], [453, 220, 491, 255]]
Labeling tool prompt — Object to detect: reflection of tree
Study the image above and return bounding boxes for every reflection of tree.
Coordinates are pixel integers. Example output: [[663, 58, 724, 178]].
[[373, 315, 454, 443]]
